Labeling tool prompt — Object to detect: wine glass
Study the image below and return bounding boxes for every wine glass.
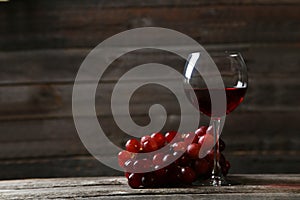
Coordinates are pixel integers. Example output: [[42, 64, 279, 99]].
[[183, 51, 248, 186]]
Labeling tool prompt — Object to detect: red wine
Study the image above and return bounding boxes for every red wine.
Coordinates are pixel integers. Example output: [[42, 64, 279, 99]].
[[189, 88, 247, 117]]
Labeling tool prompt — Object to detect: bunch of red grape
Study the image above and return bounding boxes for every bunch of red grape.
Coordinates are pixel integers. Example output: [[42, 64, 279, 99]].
[[118, 126, 230, 188]]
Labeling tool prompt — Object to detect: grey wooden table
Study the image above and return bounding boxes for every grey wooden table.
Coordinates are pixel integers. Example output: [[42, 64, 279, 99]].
[[0, 174, 299, 199]]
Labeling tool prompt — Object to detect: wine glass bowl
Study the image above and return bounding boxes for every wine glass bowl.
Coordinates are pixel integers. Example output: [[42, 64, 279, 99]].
[[184, 51, 248, 186]]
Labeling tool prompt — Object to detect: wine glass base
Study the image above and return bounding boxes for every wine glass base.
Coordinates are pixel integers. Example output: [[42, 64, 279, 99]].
[[193, 175, 238, 186], [210, 175, 229, 186]]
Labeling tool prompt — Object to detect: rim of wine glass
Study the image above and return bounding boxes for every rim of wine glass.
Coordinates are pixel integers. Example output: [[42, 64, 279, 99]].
[[203, 51, 242, 57], [187, 51, 246, 65], [186, 51, 248, 87], [208, 51, 247, 69], [187, 51, 247, 68], [212, 51, 248, 85]]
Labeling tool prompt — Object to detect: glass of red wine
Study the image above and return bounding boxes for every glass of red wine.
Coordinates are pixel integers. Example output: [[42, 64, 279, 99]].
[[184, 51, 248, 186]]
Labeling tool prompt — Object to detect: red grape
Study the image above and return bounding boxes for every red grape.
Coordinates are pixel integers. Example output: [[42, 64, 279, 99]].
[[201, 133, 214, 147], [172, 151, 180, 158], [141, 135, 151, 144], [133, 159, 152, 171], [124, 158, 134, 172], [118, 150, 132, 168], [184, 132, 198, 144], [172, 151, 182, 166], [198, 135, 205, 145], [128, 173, 143, 188], [126, 139, 141, 153], [172, 141, 187, 152], [154, 166, 168, 177], [180, 166, 196, 184], [195, 126, 208, 137], [142, 138, 158, 152], [165, 131, 177, 143], [154, 166, 168, 186], [178, 154, 190, 166], [167, 166, 182, 185], [120, 128, 230, 188], [187, 143, 200, 159], [205, 151, 226, 170], [142, 173, 156, 188], [205, 151, 214, 170], [194, 159, 210, 176], [151, 132, 165, 148], [152, 153, 164, 166], [125, 172, 131, 179], [162, 154, 173, 165]]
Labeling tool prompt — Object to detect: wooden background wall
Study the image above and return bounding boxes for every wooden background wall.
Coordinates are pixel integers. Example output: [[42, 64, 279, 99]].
[[0, 0, 299, 179]]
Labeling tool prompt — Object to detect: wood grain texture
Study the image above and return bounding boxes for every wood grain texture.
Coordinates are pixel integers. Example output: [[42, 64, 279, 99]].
[[0, 112, 298, 177], [2, 0, 300, 9], [0, 44, 299, 121], [0, 156, 121, 180], [0, 0, 299, 179], [0, 76, 298, 121], [0, 175, 299, 199], [0, 2, 300, 50], [0, 44, 299, 85], [0, 111, 298, 149], [0, 155, 299, 180]]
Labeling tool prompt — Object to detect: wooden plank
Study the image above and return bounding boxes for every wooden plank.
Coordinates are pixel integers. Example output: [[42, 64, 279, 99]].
[[0, 49, 87, 85], [0, 156, 122, 180], [0, 73, 299, 120], [222, 111, 300, 152], [227, 153, 300, 174], [0, 44, 299, 85], [0, 154, 298, 179], [0, 48, 187, 85], [0, 175, 299, 189], [2, 0, 300, 10], [0, 192, 299, 200], [0, 140, 87, 159], [0, 115, 186, 159], [1, 4, 300, 50], [69, 194, 300, 200], [0, 111, 299, 158], [0, 0, 298, 182], [243, 44, 300, 76], [0, 175, 299, 199], [0, 83, 189, 119]]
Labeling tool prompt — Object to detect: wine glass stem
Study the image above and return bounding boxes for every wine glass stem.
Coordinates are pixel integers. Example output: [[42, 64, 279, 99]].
[[211, 117, 222, 186]]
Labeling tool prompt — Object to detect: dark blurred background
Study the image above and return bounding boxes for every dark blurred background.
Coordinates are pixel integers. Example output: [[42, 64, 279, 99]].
[[0, 0, 299, 179]]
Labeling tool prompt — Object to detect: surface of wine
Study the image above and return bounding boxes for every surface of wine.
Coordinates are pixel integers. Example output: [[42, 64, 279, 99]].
[[189, 88, 247, 117]]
